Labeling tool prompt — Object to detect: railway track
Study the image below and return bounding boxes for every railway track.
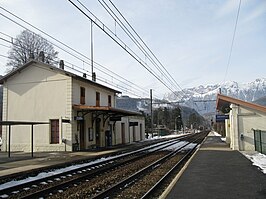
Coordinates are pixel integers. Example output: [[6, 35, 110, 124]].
[[91, 132, 207, 199], [0, 134, 196, 199]]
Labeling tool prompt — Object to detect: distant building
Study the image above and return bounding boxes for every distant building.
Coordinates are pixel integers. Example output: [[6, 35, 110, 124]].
[[0, 60, 145, 152], [216, 94, 266, 154]]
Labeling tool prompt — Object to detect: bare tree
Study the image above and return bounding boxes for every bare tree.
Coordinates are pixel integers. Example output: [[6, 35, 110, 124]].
[[7, 30, 58, 69]]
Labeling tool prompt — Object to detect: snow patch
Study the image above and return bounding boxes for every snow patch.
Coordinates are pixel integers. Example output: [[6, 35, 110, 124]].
[[242, 152, 266, 174]]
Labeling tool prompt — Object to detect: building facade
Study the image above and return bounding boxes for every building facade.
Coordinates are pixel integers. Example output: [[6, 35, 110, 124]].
[[0, 60, 145, 152], [216, 94, 266, 152]]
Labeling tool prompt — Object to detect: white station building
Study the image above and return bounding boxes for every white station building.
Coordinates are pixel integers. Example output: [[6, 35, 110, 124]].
[[216, 94, 266, 153], [0, 60, 145, 152]]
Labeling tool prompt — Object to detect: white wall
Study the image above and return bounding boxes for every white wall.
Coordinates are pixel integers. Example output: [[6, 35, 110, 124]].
[[228, 104, 266, 151], [114, 116, 145, 145], [2, 63, 73, 152], [72, 79, 115, 106]]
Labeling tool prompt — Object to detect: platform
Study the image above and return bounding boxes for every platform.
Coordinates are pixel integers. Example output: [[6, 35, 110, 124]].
[[164, 132, 266, 199], [0, 145, 130, 178]]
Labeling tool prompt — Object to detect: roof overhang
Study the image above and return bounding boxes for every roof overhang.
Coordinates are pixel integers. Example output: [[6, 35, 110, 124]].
[[0, 121, 49, 126], [216, 94, 266, 113], [73, 104, 143, 117]]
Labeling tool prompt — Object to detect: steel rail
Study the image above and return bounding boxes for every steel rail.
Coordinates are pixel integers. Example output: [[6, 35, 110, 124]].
[[0, 136, 184, 197], [141, 133, 207, 198], [91, 133, 204, 199], [6, 137, 189, 198]]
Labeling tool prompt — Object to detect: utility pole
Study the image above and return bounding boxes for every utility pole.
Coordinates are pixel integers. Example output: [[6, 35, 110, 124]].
[[91, 20, 94, 81], [150, 89, 153, 138]]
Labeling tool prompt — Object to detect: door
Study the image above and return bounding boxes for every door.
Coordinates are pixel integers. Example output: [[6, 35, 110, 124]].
[[105, 130, 112, 147], [96, 118, 101, 147], [121, 123, 125, 144], [79, 120, 85, 150], [133, 126, 136, 142]]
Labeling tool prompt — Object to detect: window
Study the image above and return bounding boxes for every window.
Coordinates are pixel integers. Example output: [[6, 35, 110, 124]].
[[96, 92, 100, 106], [51, 119, 59, 144], [108, 95, 112, 107], [80, 87, 85, 105]]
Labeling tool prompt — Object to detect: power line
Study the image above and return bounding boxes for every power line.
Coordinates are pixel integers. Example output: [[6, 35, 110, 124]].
[[68, 0, 181, 99], [106, 0, 186, 95], [98, 0, 180, 93], [1, 33, 145, 97], [223, 0, 242, 83], [0, 8, 154, 98], [0, 35, 146, 97]]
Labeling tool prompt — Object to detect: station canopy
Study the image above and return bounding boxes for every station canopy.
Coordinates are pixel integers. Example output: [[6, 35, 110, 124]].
[[72, 104, 143, 122]]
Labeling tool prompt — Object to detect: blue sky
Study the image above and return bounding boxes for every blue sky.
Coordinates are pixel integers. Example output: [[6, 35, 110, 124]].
[[0, 0, 265, 98]]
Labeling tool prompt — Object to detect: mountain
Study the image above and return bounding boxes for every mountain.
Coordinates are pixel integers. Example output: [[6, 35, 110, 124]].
[[164, 78, 266, 115], [253, 96, 266, 106], [116, 96, 208, 128]]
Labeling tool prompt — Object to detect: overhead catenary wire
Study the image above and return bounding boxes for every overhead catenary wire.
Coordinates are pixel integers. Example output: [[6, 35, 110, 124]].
[[106, 0, 186, 96], [68, 0, 182, 100], [96, 0, 192, 118], [0, 8, 155, 98], [0, 34, 146, 98], [98, 0, 181, 94], [0, 7, 149, 96], [222, 0, 242, 84]]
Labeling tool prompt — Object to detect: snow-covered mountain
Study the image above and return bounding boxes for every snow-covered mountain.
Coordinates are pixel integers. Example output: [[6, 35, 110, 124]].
[[163, 78, 266, 115]]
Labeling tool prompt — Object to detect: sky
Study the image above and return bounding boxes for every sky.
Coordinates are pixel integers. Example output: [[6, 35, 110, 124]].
[[0, 0, 265, 99]]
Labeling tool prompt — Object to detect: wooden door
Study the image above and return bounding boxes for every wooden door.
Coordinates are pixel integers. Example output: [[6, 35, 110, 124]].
[[79, 120, 85, 150], [96, 118, 101, 147]]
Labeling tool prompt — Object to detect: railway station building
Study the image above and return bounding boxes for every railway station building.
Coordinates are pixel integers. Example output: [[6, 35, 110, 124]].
[[216, 94, 266, 154], [0, 60, 145, 152]]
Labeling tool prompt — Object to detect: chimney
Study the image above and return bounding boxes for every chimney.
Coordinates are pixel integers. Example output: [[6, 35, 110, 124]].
[[83, 73, 87, 78], [39, 51, 45, 62], [59, 60, 64, 70], [92, 72, 96, 82]]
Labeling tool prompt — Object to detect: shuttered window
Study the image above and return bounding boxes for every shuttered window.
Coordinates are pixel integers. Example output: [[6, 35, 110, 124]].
[[51, 119, 59, 144], [108, 95, 112, 107], [96, 92, 100, 106], [80, 87, 85, 105]]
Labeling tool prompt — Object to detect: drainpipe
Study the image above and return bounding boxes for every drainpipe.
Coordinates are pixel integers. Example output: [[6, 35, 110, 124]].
[[236, 105, 243, 151]]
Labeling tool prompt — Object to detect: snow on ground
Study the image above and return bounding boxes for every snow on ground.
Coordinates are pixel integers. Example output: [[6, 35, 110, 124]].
[[209, 131, 226, 142], [210, 131, 266, 174], [242, 152, 266, 174], [209, 131, 221, 137], [160, 141, 187, 151], [0, 139, 176, 191], [0, 157, 108, 191], [146, 133, 191, 140]]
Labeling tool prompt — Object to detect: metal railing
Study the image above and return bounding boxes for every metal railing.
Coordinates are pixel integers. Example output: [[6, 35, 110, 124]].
[[254, 129, 266, 155]]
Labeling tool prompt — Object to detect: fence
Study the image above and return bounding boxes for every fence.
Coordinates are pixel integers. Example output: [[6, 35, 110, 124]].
[[254, 129, 266, 155]]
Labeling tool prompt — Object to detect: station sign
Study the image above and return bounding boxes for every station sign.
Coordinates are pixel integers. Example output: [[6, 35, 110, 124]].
[[62, 119, 71, 123], [216, 114, 229, 122], [129, 122, 138, 126], [110, 116, 122, 121]]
